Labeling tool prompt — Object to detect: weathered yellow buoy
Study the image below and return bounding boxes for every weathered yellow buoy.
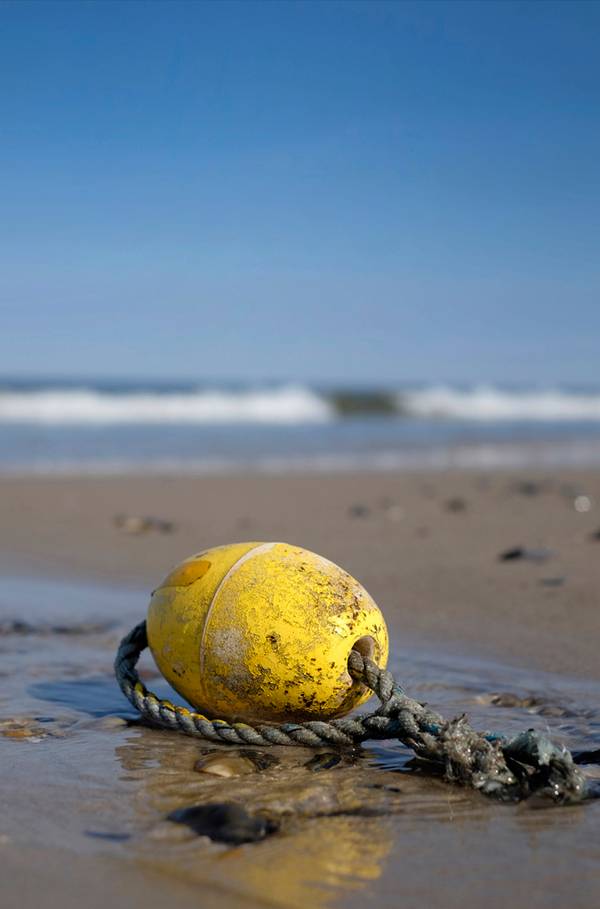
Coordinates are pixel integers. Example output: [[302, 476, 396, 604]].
[[147, 542, 389, 723]]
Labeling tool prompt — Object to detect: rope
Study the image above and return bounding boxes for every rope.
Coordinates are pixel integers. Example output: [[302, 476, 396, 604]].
[[115, 621, 588, 804]]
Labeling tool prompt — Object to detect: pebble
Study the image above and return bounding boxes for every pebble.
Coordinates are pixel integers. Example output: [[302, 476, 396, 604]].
[[534, 704, 569, 718], [113, 514, 175, 535], [0, 720, 45, 741], [498, 546, 554, 563], [85, 830, 132, 842], [168, 802, 278, 845], [304, 752, 342, 772], [488, 693, 544, 709], [349, 504, 370, 519], [243, 750, 280, 771], [574, 495, 592, 513], [444, 497, 467, 513], [194, 753, 260, 778], [484, 693, 570, 717], [82, 715, 130, 730], [513, 480, 543, 497]]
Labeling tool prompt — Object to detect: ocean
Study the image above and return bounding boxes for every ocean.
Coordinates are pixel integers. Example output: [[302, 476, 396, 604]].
[[2, 378, 600, 474]]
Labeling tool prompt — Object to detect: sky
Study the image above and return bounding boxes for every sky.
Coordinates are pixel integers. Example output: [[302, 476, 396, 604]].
[[1, 0, 599, 386]]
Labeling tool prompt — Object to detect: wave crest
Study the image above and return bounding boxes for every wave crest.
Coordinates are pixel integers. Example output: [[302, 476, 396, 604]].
[[0, 385, 333, 425], [400, 386, 600, 421]]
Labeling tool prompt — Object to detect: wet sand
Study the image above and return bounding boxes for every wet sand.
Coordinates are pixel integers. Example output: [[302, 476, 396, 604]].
[[1, 469, 600, 908]]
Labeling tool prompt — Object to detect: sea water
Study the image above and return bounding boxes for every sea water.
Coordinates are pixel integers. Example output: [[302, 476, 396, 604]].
[[3, 380, 600, 474]]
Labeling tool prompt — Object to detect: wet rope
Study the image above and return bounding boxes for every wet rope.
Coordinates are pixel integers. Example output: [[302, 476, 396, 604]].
[[115, 621, 587, 804]]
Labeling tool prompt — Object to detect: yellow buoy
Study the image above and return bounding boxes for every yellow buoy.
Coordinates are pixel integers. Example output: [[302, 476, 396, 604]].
[[147, 542, 389, 723]]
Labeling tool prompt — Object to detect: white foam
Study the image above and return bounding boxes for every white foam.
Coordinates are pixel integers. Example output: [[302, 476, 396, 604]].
[[400, 386, 600, 421], [0, 385, 333, 425]]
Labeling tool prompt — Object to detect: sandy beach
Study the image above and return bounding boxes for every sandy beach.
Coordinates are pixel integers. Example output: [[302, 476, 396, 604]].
[[2, 468, 600, 677], [1, 468, 600, 909]]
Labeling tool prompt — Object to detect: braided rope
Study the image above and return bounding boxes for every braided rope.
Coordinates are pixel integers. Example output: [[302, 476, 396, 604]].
[[115, 621, 587, 803]]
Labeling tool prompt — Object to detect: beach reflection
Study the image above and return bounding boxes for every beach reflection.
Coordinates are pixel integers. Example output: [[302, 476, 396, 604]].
[[114, 728, 393, 908]]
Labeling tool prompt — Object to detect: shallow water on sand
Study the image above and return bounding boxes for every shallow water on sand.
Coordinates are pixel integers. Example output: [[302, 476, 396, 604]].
[[1, 576, 599, 909]]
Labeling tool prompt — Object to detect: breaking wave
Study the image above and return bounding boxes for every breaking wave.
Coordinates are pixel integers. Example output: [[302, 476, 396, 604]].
[[0, 385, 333, 425], [400, 386, 600, 421], [2, 382, 600, 425]]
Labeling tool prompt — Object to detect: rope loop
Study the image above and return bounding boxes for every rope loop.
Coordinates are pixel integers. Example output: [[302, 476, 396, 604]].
[[115, 621, 587, 803]]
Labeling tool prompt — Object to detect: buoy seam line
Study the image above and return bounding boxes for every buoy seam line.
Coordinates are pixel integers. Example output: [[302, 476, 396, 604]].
[[199, 543, 277, 677], [115, 621, 589, 805]]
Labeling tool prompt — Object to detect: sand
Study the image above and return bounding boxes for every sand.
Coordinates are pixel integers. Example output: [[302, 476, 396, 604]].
[[1, 469, 599, 909], [1, 469, 600, 677]]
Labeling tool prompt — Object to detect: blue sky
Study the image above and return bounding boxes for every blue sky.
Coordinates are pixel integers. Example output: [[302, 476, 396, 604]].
[[1, 0, 599, 385]]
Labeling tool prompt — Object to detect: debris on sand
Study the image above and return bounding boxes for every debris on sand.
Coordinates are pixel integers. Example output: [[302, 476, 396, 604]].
[[0, 619, 114, 636], [498, 546, 554, 563], [304, 752, 343, 772], [348, 504, 370, 519], [539, 576, 566, 587], [194, 754, 260, 778], [168, 802, 278, 845], [478, 693, 571, 718], [444, 497, 467, 513], [485, 692, 546, 709], [85, 830, 131, 842], [512, 480, 544, 497], [113, 514, 175, 535], [0, 718, 48, 741]]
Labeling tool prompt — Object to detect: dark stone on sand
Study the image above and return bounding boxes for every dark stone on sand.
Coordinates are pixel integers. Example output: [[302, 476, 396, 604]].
[[534, 704, 570, 718], [445, 497, 467, 513], [513, 480, 543, 496], [113, 514, 175, 535], [304, 752, 343, 771], [490, 693, 545, 709], [488, 693, 570, 717], [499, 547, 524, 561], [539, 577, 566, 587], [244, 750, 280, 771], [498, 546, 554, 563], [590, 528, 600, 541], [168, 802, 278, 845], [0, 620, 34, 635], [349, 504, 370, 518], [85, 830, 132, 842]]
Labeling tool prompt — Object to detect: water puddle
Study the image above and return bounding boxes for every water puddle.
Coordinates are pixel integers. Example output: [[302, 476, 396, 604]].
[[1, 575, 599, 909]]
